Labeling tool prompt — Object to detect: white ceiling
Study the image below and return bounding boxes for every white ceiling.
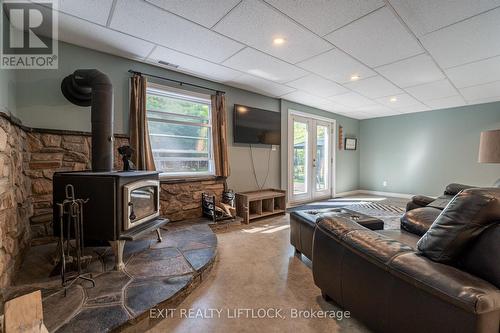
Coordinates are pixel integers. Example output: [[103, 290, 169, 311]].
[[28, 0, 500, 119]]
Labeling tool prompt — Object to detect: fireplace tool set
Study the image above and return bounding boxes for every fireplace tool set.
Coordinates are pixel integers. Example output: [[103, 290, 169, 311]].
[[56, 184, 95, 295]]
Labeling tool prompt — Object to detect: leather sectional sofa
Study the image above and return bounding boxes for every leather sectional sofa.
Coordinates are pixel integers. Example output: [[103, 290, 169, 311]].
[[402, 183, 474, 235], [312, 187, 500, 333]]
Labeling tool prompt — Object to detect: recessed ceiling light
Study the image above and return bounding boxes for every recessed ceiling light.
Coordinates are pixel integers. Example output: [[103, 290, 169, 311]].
[[350, 74, 360, 81], [389, 97, 398, 102], [273, 37, 286, 45]]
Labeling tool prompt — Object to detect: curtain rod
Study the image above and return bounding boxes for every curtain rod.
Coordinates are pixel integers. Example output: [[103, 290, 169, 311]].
[[128, 69, 225, 94]]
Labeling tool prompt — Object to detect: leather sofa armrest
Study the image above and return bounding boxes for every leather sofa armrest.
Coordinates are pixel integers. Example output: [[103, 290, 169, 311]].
[[400, 207, 441, 236], [390, 253, 500, 314], [412, 195, 435, 206], [316, 217, 414, 263], [444, 183, 475, 196], [316, 212, 367, 238], [406, 195, 435, 211]]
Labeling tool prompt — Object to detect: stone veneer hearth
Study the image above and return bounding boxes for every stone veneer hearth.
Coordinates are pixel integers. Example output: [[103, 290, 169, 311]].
[[0, 112, 226, 295]]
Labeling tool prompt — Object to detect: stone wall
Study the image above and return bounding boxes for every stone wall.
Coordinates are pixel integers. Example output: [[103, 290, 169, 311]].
[[0, 113, 226, 289], [26, 131, 128, 237], [160, 178, 225, 222], [0, 116, 31, 288]]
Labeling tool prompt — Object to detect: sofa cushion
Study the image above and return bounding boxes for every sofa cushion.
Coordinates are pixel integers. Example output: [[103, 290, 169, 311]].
[[427, 194, 454, 210], [400, 207, 440, 236], [417, 188, 500, 263], [458, 223, 500, 289]]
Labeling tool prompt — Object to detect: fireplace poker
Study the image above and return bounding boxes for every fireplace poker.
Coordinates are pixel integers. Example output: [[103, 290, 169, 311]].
[[58, 184, 95, 296]]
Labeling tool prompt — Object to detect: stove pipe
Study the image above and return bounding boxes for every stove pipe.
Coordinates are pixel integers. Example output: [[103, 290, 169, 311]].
[[61, 69, 114, 172]]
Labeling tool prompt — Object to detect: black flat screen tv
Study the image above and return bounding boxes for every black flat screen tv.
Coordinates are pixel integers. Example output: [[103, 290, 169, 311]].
[[233, 104, 281, 145]]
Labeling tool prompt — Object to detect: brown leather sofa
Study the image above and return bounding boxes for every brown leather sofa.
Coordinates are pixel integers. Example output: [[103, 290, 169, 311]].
[[401, 183, 475, 235], [312, 188, 500, 333]]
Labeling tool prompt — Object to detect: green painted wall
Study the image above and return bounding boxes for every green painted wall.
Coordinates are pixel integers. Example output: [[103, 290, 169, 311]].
[[280, 100, 360, 194], [360, 103, 500, 196], [0, 69, 16, 116], [10, 41, 359, 194], [0, 10, 16, 116]]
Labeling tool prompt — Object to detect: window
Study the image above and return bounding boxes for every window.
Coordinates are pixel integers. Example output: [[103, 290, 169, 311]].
[[146, 84, 214, 177]]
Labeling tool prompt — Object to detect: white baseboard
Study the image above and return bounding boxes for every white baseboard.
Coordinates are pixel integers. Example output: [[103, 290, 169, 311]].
[[335, 190, 362, 197], [358, 190, 414, 199], [335, 189, 414, 199]]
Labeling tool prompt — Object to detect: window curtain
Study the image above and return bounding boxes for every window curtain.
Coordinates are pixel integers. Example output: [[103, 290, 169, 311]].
[[129, 74, 156, 171], [211, 93, 230, 177]]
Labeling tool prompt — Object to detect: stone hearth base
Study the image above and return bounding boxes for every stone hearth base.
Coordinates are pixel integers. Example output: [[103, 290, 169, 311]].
[[2, 219, 217, 332]]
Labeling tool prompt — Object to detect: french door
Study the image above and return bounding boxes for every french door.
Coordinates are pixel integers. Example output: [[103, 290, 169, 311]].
[[288, 113, 334, 204]]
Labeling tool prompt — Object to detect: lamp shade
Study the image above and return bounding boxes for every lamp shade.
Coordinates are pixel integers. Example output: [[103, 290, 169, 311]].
[[478, 129, 500, 163]]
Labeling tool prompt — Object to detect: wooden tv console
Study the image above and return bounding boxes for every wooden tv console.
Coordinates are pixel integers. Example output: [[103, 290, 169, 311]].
[[235, 189, 286, 224]]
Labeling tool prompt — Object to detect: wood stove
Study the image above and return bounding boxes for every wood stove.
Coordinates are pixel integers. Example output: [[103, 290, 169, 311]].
[[54, 69, 168, 270], [53, 171, 168, 270]]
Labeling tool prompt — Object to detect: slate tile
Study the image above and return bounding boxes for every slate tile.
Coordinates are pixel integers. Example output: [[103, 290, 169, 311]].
[[43, 285, 85, 332], [182, 247, 216, 271], [125, 275, 192, 315], [126, 255, 193, 278], [56, 305, 130, 333], [83, 271, 131, 306]]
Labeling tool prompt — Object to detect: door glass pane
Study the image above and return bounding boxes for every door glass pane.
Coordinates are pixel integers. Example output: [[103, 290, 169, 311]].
[[293, 120, 308, 195], [315, 125, 329, 191]]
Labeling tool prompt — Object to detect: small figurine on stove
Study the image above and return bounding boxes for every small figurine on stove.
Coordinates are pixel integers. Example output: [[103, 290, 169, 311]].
[[117, 145, 136, 171]]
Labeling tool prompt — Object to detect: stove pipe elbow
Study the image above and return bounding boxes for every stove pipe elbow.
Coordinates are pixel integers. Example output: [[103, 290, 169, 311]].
[[61, 69, 114, 172]]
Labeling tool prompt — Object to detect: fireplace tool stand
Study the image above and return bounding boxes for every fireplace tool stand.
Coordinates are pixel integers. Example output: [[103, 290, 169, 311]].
[[57, 184, 95, 296]]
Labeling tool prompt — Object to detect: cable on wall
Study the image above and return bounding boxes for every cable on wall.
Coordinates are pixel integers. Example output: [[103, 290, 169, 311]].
[[249, 144, 272, 190]]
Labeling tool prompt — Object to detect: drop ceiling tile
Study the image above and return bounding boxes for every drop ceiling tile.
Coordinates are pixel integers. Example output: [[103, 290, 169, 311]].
[[396, 104, 431, 114], [405, 79, 457, 101], [280, 91, 334, 111], [51, 0, 115, 25], [54, 11, 155, 60], [325, 7, 423, 67], [264, 0, 384, 36], [224, 74, 296, 97], [389, 0, 500, 36], [286, 74, 348, 98], [296, 49, 376, 84], [376, 54, 445, 88], [222, 48, 307, 83], [421, 7, 500, 68], [213, 0, 332, 63], [466, 96, 500, 105], [345, 76, 403, 99], [375, 93, 421, 108], [148, 46, 242, 82], [445, 55, 500, 88], [342, 111, 371, 119], [110, 0, 244, 63], [354, 104, 394, 116], [424, 95, 466, 109], [459, 80, 500, 102], [145, 0, 240, 28], [328, 92, 376, 108]]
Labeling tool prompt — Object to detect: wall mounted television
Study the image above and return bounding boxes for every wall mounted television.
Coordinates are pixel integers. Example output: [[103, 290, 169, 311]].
[[233, 104, 281, 145]]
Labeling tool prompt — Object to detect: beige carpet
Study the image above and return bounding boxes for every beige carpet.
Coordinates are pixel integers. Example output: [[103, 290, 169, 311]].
[[148, 214, 370, 333]]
